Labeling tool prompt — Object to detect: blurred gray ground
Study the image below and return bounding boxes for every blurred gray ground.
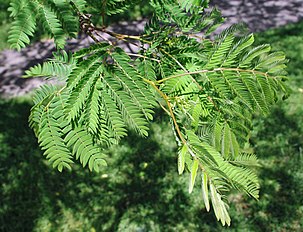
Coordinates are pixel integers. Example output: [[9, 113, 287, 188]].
[[211, 0, 303, 31], [1, 0, 303, 97]]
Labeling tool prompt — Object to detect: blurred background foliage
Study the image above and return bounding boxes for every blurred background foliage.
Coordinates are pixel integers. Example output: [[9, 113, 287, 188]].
[[0, 0, 11, 50], [0, 1, 303, 231]]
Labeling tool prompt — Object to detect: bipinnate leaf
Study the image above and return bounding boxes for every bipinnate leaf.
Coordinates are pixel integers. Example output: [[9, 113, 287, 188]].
[[17, 0, 289, 226]]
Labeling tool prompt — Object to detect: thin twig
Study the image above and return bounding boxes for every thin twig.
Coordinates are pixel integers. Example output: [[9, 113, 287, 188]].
[[125, 53, 160, 62], [143, 78, 187, 145], [159, 48, 203, 91], [159, 103, 171, 115], [143, 79, 199, 160], [157, 67, 270, 84], [160, 48, 187, 72], [94, 31, 113, 45], [95, 27, 151, 44]]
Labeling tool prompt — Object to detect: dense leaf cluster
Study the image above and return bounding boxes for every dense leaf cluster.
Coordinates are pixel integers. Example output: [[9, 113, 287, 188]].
[[8, 0, 289, 226]]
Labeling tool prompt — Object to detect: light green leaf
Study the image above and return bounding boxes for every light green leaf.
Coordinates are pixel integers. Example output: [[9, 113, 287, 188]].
[[178, 144, 188, 175], [201, 172, 210, 212], [189, 159, 199, 193], [210, 181, 231, 226]]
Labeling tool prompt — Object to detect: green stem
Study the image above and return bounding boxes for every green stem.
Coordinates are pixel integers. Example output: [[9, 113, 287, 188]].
[[157, 67, 270, 84], [125, 53, 160, 62], [96, 27, 151, 43], [159, 48, 204, 91], [143, 78, 188, 146]]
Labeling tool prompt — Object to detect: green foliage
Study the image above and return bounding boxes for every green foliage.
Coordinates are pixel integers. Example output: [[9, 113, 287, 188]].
[[8, 0, 290, 225], [0, 0, 10, 22], [24, 50, 76, 79]]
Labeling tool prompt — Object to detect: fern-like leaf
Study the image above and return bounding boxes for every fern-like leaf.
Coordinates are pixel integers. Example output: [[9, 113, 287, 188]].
[[209, 180, 231, 226], [24, 51, 75, 80], [64, 127, 107, 172], [37, 102, 74, 172], [8, 0, 83, 50], [37, 3, 66, 48], [8, 1, 37, 50], [18, 0, 290, 226], [65, 60, 103, 121]]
